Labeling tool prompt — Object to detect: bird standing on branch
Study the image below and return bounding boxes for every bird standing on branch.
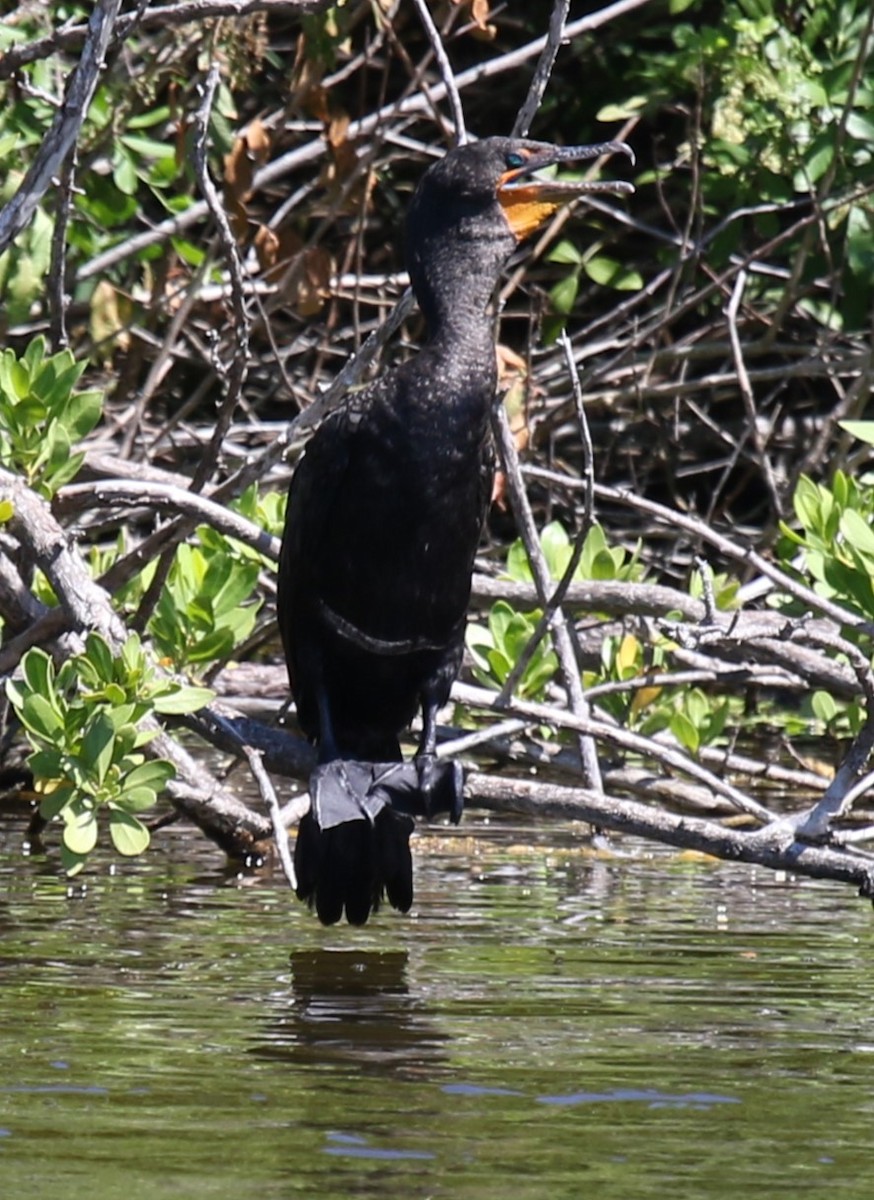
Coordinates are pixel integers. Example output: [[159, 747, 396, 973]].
[[278, 135, 634, 925]]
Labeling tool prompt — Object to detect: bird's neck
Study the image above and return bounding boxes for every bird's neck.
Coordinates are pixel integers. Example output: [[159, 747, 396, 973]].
[[419, 307, 498, 434], [417, 268, 501, 400], [416, 242, 503, 340]]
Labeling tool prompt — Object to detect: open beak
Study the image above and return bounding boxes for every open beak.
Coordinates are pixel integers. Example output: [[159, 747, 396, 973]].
[[497, 141, 635, 241]]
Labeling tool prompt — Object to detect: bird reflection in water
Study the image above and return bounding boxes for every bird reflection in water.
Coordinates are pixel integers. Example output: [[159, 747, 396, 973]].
[[250, 949, 448, 1079]]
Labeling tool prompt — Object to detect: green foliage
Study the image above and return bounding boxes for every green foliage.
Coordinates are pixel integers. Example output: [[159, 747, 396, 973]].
[[809, 687, 866, 738], [0, 4, 234, 323], [467, 522, 644, 698], [839, 420, 874, 447], [664, 688, 732, 756], [229, 484, 286, 547], [506, 520, 645, 587], [607, 0, 874, 330], [689, 567, 741, 610], [147, 536, 262, 672], [470, 521, 741, 751], [778, 469, 874, 620], [85, 492, 276, 675], [467, 600, 559, 700], [0, 337, 103, 496], [6, 633, 212, 875], [546, 237, 644, 330]]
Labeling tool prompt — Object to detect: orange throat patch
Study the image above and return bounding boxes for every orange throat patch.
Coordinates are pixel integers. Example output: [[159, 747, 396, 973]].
[[498, 186, 563, 240]]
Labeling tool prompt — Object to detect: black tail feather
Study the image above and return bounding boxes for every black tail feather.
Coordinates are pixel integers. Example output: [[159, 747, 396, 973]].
[[293, 757, 462, 925], [294, 761, 415, 925]]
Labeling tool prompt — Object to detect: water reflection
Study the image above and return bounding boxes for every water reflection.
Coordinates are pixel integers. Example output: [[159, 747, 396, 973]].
[[2, 813, 874, 1199], [251, 948, 450, 1078]]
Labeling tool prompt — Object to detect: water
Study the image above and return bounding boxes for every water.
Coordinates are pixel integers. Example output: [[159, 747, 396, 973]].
[[1, 814, 873, 1198]]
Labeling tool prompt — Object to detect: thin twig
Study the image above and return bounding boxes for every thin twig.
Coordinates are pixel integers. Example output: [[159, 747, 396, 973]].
[[190, 60, 251, 492], [58, 480, 280, 560], [48, 154, 76, 351], [726, 268, 783, 517], [512, 0, 570, 138], [410, 0, 466, 144], [455, 679, 774, 822], [243, 745, 297, 889], [0, 0, 121, 255], [75, 0, 654, 282], [497, 332, 597, 699], [491, 399, 603, 792]]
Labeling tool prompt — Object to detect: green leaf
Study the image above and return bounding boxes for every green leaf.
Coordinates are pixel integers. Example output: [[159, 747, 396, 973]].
[[121, 760, 175, 793], [540, 521, 572, 579], [109, 809, 151, 856], [811, 690, 838, 724], [793, 475, 826, 535], [83, 631, 115, 682], [115, 786, 158, 814], [61, 388, 103, 440], [27, 748, 64, 779], [21, 646, 55, 697], [22, 334, 45, 373], [151, 685, 213, 715], [670, 710, 700, 755], [81, 710, 117, 785], [184, 628, 235, 663], [60, 844, 87, 877], [846, 111, 874, 145], [840, 509, 874, 560], [591, 547, 619, 581], [839, 421, 874, 447], [549, 272, 579, 315], [596, 95, 648, 120], [38, 783, 75, 820], [584, 255, 643, 290], [45, 449, 86, 492], [20, 692, 64, 739], [547, 239, 583, 266], [63, 807, 98, 855]]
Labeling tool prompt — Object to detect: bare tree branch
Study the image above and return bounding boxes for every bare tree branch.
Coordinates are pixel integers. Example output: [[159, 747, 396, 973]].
[[512, 0, 570, 138], [0, 0, 121, 256]]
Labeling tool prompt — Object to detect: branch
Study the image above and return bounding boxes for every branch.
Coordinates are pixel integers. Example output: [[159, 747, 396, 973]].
[[190, 59, 251, 492], [491, 398, 603, 791], [57, 479, 280, 560], [465, 773, 874, 896], [0, 1, 333, 79], [454, 676, 775, 823], [0, 0, 121, 256], [410, 0, 466, 143], [512, 0, 570, 138], [0, 467, 271, 853], [75, 0, 654, 282]]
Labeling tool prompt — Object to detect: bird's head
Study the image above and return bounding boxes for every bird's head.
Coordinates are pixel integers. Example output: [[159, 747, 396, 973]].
[[405, 136, 634, 326], [492, 137, 635, 239]]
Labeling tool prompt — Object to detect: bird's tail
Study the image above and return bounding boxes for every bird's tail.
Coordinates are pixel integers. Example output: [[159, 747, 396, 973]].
[[293, 757, 465, 925], [294, 760, 415, 926]]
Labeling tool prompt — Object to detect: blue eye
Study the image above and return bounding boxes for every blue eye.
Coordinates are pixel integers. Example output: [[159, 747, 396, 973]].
[[505, 152, 526, 169]]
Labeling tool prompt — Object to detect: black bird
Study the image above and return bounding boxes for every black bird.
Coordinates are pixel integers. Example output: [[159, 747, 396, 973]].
[[279, 135, 633, 925]]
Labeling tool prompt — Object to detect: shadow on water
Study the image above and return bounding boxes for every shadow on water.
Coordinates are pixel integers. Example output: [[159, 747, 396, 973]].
[[1, 810, 874, 1198]]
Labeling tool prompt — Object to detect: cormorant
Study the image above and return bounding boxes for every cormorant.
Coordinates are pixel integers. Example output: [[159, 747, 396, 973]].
[[278, 136, 633, 925]]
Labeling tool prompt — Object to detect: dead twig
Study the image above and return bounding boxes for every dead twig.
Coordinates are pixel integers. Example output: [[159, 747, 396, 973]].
[[491, 398, 604, 793], [0, 0, 121, 256]]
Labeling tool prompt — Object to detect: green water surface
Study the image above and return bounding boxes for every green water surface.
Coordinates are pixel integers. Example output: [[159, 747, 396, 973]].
[[1, 816, 872, 1198]]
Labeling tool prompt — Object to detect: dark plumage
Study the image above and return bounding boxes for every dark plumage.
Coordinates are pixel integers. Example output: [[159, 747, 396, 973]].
[[279, 135, 633, 924]]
